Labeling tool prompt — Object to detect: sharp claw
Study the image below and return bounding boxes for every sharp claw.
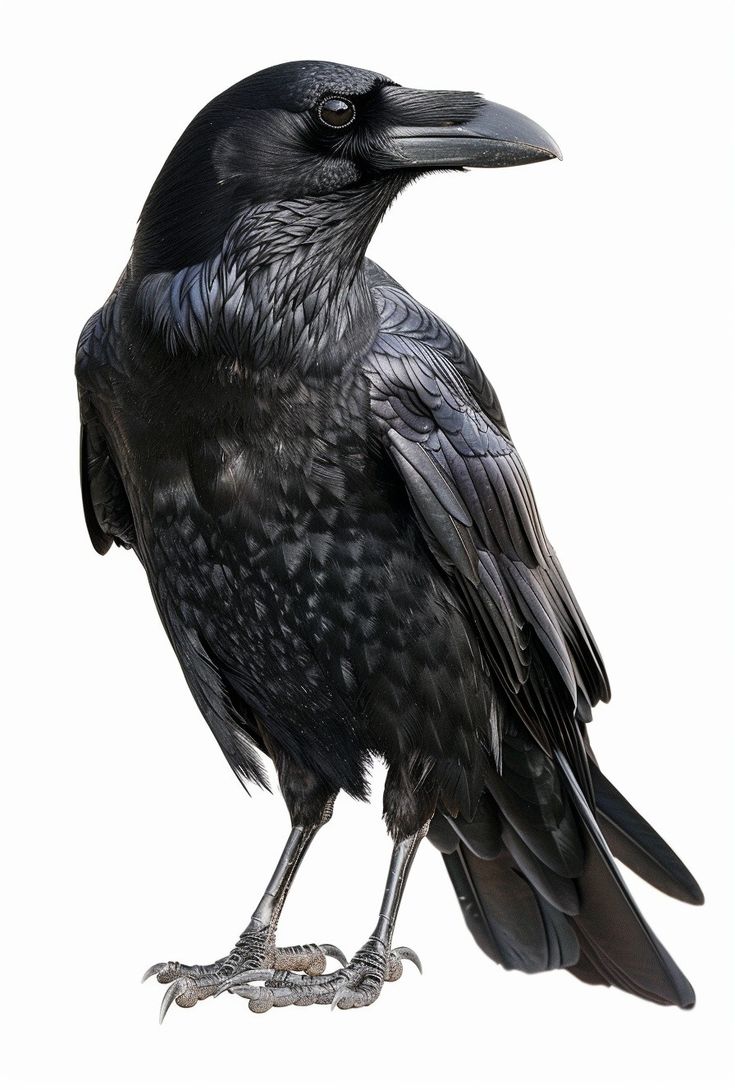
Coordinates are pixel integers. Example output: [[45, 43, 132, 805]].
[[159, 979, 188, 1024], [330, 985, 351, 1011], [393, 946, 422, 974], [142, 962, 166, 983], [213, 969, 275, 998], [319, 943, 348, 968], [229, 984, 263, 1000]]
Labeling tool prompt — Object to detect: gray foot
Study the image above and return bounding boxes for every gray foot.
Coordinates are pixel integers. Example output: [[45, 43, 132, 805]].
[[219, 937, 421, 1012], [143, 928, 346, 1022]]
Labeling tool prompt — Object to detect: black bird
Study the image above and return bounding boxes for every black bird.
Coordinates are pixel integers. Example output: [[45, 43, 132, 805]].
[[77, 60, 702, 1018]]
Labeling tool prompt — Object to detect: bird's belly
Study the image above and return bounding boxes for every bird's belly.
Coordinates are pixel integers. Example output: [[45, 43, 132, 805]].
[[143, 457, 491, 770]]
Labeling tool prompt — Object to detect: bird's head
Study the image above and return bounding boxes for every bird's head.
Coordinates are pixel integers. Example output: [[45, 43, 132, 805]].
[[133, 60, 560, 277]]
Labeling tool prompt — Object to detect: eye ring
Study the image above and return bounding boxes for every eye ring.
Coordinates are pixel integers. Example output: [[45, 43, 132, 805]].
[[317, 96, 356, 129]]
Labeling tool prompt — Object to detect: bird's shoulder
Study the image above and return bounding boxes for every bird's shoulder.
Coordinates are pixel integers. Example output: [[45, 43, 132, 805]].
[[364, 265, 545, 576], [75, 271, 130, 397], [365, 260, 509, 438]]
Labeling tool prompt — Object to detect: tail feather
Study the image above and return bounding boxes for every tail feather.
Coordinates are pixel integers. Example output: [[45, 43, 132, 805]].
[[566, 946, 610, 988], [499, 817, 580, 914], [589, 761, 704, 905], [445, 794, 503, 859], [443, 843, 579, 973], [434, 744, 700, 1008], [556, 751, 696, 1008], [483, 728, 584, 878]]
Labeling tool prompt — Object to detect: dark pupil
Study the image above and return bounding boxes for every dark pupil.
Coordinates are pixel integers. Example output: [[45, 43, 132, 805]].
[[320, 98, 354, 127]]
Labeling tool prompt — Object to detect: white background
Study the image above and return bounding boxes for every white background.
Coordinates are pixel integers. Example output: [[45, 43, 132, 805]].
[[2, 2, 733, 1088]]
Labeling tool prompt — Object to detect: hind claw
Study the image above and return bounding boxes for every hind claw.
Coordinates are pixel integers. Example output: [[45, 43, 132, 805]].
[[319, 943, 348, 968], [330, 984, 351, 1011], [393, 946, 422, 973]]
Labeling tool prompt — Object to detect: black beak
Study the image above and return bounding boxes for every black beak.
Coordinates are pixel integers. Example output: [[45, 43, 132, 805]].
[[378, 95, 562, 170]]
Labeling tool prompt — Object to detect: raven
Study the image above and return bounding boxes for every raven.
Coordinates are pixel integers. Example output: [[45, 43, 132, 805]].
[[77, 60, 702, 1018]]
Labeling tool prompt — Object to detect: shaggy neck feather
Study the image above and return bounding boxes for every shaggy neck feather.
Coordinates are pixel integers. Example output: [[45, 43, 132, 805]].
[[134, 177, 406, 373]]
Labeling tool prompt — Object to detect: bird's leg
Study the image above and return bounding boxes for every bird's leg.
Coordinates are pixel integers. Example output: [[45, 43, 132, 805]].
[[144, 796, 344, 1020], [221, 820, 430, 1012]]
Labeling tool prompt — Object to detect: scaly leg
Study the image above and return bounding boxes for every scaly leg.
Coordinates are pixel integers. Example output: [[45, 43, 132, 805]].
[[144, 797, 344, 1021], [220, 820, 429, 1012]]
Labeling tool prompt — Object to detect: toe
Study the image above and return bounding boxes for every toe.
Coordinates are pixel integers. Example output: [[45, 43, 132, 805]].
[[273, 944, 326, 975], [271, 942, 347, 975], [385, 956, 403, 983]]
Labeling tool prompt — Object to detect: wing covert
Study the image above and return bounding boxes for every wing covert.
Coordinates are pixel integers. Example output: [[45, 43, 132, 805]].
[[367, 280, 609, 795]]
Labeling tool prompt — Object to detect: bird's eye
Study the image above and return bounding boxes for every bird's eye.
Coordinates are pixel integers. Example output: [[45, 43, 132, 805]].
[[317, 97, 356, 129]]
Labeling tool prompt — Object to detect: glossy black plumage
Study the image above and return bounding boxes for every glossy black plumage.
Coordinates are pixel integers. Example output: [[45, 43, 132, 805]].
[[77, 60, 701, 1013]]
